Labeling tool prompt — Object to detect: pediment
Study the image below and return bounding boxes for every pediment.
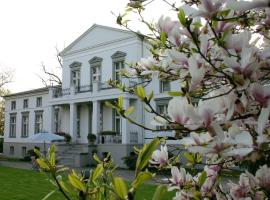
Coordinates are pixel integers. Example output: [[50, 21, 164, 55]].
[[69, 61, 82, 68], [60, 24, 136, 56], [111, 51, 127, 59], [89, 56, 103, 64]]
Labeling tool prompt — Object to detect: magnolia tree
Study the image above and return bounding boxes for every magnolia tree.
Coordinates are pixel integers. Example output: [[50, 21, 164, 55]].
[[36, 0, 270, 199]]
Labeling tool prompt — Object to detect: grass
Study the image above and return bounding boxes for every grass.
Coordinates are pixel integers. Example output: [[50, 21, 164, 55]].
[[0, 166, 175, 200]]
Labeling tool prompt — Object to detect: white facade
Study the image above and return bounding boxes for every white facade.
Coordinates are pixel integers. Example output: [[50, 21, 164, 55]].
[[3, 24, 178, 159]]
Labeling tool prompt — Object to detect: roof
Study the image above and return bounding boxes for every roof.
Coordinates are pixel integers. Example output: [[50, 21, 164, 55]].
[[59, 23, 143, 56], [4, 87, 49, 99]]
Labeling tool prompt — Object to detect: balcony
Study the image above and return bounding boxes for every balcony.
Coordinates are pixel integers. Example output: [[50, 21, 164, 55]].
[[52, 87, 70, 98], [97, 131, 138, 144], [51, 79, 139, 99], [98, 135, 122, 144], [75, 85, 93, 93]]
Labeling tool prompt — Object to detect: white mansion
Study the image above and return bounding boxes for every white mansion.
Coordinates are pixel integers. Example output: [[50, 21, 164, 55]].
[[3, 24, 177, 166]]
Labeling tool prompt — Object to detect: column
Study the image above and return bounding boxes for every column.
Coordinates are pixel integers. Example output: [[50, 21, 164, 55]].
[[48, 106, 54, 133], [121, 98, 129, 144], [69, 103, 77, 143], [92, 100, 100, 136]]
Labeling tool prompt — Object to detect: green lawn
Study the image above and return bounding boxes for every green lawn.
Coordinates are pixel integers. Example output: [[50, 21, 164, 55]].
[[0, 166, 174, 200]]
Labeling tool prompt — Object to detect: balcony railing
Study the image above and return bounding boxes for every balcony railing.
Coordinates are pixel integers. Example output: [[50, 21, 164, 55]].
[[98, 82, 113, 90], [52, 87, 70, 98], [98, 135, 122, 144], [75, 85, 93, 93]]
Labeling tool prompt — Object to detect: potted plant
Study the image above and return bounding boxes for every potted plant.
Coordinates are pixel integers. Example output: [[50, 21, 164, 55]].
[[87, 133, 96, 144]]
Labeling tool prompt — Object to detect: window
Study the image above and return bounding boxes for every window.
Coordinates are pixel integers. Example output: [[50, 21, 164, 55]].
[[71, 69, 80, 88], [113, 109, 121, 134], [22, 147, 27, 157], [156, 101, 169, 130], [112, 51, 126, 82], [91, 65, 101, 82], [9, 146, 14, 155], [11, 101, 16, 110], [35, 112, 43, 133], [21, 113, 29, 138], [69, 61, 81, 90], [113, 60, 125, 82], [9, 114, 16, 138], [160, 81, 170, 93], [36, 97, 42, 107], [89, 57, 102, 83], [23, 99, 28, 109]]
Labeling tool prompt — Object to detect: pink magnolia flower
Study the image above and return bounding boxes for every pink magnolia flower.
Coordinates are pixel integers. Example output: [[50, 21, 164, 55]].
[[157, 16, 179, 36], [169, 166, 193, 189], [251, 83, 270, 107], [179, 132, 213, 146], [150, 145, 168, 167], [224, 47, 257, 78], [188, 55, 206, 91], [255, 165, 270, 189], [192, 0, 224, 19], [228, 174, 252, 199], [225, 31, 251, 53], [167, 97, 199, 127]]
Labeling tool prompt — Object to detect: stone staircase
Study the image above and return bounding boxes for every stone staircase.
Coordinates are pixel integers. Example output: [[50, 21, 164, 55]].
[[56, 144, 89, 168]]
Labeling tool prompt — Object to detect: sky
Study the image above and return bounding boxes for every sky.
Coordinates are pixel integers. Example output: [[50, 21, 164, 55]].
[[0, 0, 176, 93]]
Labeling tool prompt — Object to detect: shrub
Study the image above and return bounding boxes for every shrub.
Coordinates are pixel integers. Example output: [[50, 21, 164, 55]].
[[122, 151, 137, 170], [56, 132, 71, 143], [87, 133, 96, 143]]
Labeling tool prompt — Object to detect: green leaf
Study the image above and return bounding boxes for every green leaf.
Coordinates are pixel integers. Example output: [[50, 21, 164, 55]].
[[198, 171, 207, 187], [178, 8, 186, 26], [93, 153, 102, 164], [113, 177, 127, 200], [49, 145, 56, 166], [184, 152, 195, 164], [167, 91, 183, 97], [105, 101, 117, 109], [118, 96, 123, 108], [124, 106, 134, 116], [41, 190, 56, 200], [152, 185, 167, 200], [132, 171, 155, 189], [136, 86, 146, 100], [160, 32, 167, 46], [36, 159, 50, 170], [91, 164, 103, 184], [135, 138, 162, 176], [68, 170, 86, 192]]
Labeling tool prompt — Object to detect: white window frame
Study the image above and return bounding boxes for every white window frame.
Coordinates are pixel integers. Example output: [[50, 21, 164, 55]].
[[160, 81, 171, 93], [113, 60, 125, 82], [23, 99, 28, 109], [36, 97, 42, 107], [21, 113, 29, 138], [9, 114, 16, 138], [35, 111, 43, 134], [91, 64, 101, 83], [11, 101, 16, 110]]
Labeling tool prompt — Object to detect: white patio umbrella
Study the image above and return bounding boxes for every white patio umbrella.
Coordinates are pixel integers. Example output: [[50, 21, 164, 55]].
[[26, 132, 65, 156]]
